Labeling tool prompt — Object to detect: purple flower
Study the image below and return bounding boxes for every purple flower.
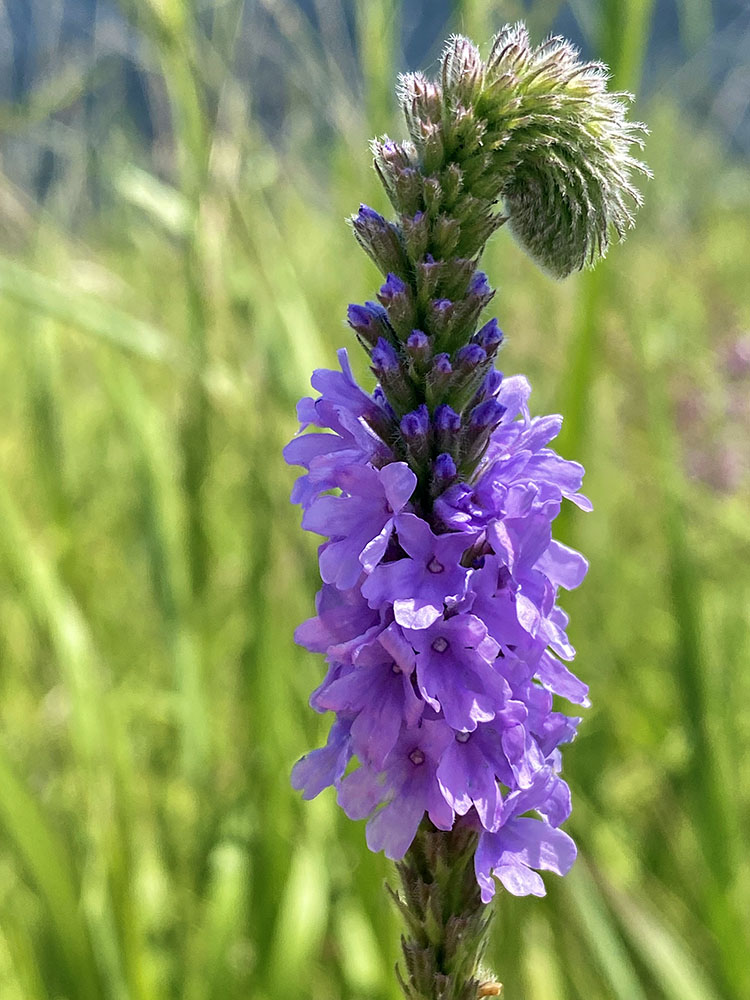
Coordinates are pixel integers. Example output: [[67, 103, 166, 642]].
[[284, 349, 392, 508], [302, 462, 417, 589], [291, 717, 353, 800], [361, 513, 475, 628], [283, 26, 644, 922], [315, 624, 424, 767], [338, 720, 454, 860], [475, 818, 577, 901], [295, 582, 379, 656], [405, 614, 508, 732], [437, 716, 522, 830]]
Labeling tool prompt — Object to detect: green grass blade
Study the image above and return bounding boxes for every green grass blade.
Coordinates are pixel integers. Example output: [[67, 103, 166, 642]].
[[0, 256, 179, 365], [95, 356, 210, 780], [521, 913, 568, 1000], [0, 747, 102, 999], [566, 863, 649, 1000], [608, 888, 724, 1000]]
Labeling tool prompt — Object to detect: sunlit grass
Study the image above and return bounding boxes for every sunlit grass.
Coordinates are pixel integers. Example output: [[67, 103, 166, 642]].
[[0, 1, 747, 998]]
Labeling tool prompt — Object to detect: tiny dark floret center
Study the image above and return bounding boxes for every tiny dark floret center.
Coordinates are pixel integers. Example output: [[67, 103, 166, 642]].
[[409, 748, 425, 766], [432, 637, 449, 653], [391, 661, 400, 674], [456, 731, 471, 743], [427, 556, 444, 574]]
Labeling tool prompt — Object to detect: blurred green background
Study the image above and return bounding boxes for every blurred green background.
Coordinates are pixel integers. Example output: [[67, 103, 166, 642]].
[[0, 0, 749, 997]]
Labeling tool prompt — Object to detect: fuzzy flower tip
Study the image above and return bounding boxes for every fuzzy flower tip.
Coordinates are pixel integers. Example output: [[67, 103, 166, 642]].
[[285, 22, 622, 906], [377, 24, 650, 278]]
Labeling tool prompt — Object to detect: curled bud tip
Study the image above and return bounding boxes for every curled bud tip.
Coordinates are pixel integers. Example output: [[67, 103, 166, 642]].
[[380, 21, 649, 276], [484, 23, 651, 276]]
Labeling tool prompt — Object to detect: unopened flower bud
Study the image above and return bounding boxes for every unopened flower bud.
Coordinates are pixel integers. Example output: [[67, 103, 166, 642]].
[[378, 273, 416, 340], [449, 345, 491, 411], [406, 329, 429, 353], [372, 138, 424, 215], [431, 452, 458, 493], [397, 72, 443, 143], [378, 273, 408, 307], [467, 369, 504, 410], [469, 271, 492, 297], [415, 255, 444, 301], [461, 398, 507, 470], [400, 403, 431, 469], [370, 337, 400, 376], [401, 403, 430, 440], [473, 318, 504, 355], [455, 344, 487, 372], [350, 204, 408, 276], [405, 330, 432, 376], [434, 403, 462, 455], [426, 353, 454, 406], [468, 398, 506, 432], [402, 211, 430, 260], [431, 213, 461, 257], [371, 338, 417, 415], [441, 34, 484, 105], [429, 298, 454, 341], [371, 386, 397, 425], [443, 272, 495, 352], [347, 301, 391, 347]]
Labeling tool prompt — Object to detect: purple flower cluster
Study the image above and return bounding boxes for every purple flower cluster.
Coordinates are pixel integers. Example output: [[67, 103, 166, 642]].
[[286, 338, 591, 901]]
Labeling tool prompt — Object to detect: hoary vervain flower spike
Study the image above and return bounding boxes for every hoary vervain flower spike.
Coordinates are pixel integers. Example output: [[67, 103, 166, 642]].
[[285, 23, 649, 999]]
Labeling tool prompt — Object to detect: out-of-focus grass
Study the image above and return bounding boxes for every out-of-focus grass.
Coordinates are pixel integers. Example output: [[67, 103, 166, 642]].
[[0, 1, 748, 998]]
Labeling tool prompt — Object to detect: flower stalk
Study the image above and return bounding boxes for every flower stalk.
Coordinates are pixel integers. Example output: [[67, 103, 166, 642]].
[[286, 22, 648, 999], [390, 824, 500, 999]]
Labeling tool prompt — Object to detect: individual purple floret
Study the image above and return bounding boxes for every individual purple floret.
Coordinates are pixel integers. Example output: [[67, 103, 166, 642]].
[[314, 624, 424, 769], [339, 720, 455, 860], [302, 461, 417, 587], [361, 513, 475, 628]]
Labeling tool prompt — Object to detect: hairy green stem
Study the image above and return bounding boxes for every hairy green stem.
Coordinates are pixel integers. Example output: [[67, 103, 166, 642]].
[[390, 823, 501, 999]]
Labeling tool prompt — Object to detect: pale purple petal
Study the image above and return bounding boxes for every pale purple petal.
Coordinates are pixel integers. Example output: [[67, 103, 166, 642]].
[[291, 719, 352, 800], [535, 540, 589, 590], [338, 765, 385, 820], [360, 523, 394, 573], [535, 651, 590, 706], [380, 462, 418, 511], [366, 795, 425, 860]]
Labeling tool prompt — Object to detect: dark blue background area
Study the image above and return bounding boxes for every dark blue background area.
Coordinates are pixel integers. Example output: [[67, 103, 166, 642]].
[[1, 0, 748, 206]]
